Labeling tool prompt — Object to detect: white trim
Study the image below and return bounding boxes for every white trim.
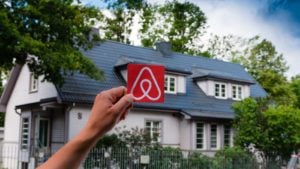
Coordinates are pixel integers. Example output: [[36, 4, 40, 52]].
[[29, 73, 38, 93], [35, 117, 51, 148], [214, 82, 227, 99], [21, 117, 30, 150], [144, 119, 163, 143], [223, 124, 232, 147], [232, 84, 243, 100], [195, 122, 206, 150], [164, 75, 177, 94], [209, 123, 219, 150]]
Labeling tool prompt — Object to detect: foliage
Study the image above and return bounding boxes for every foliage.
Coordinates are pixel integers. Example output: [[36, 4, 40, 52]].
[[102, 0, 148, 43], [290, 75, 300, 108], [190, 34, 259, 60], [0, 67, 8, 126], [232, 98, 300, 162], [140, 0, 206, 54], [239, 39, 295, 105], [0, 0, 103, 85], [214, 147, 259, 169], [0, 113, 4, 127]]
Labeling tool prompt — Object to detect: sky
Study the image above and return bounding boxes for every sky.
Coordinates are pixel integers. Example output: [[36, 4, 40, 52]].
[[82, 0, 300, 78]]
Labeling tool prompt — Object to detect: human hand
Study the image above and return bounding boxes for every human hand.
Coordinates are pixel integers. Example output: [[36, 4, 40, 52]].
[[86, 86, 134, 137]]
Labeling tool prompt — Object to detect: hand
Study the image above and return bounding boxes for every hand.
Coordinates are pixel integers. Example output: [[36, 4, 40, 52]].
[[85, 86, 134, 137]]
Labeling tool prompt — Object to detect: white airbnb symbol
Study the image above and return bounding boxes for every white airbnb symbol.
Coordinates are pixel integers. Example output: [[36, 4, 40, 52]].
[[130, 67, 161, 101]]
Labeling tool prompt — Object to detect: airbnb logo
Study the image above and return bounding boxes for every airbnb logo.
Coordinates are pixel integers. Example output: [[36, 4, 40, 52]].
[[127, 64, 165, 103]]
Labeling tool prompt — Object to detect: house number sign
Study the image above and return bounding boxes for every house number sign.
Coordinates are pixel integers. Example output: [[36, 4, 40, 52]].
[[127, 63, 165, 103]]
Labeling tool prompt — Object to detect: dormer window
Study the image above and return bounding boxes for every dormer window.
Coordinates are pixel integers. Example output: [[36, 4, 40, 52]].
[[214, 83, 226, 98], [164, 75, 177, 94], [29, 73, 38, 93], [232, 85, 243, 100]]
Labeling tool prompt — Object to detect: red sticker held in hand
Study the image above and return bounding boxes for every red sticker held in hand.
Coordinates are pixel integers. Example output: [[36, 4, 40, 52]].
[[127, 64, 165, 103]]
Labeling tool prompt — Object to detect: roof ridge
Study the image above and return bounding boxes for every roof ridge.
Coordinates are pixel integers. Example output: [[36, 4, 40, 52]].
[[103, 40, 245, 68]]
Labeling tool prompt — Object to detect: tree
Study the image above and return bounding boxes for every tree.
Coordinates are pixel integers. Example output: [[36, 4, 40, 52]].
[[102, 0, 148, 44], [233, 98, 300, 166], [140, 0, 206, 54], [239, 39, 295, 105], [0, 0, 103, 85], [191, 34, 259, 60], [0, 67, 8, 127], [290, 75, 300, 108]]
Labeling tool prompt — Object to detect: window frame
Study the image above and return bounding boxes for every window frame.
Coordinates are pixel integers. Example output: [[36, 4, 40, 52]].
[[164, 75, 177, 94], [214, 82, 227, 99], [145, 120, 162, 143], [196, 122, 205, 150], [209, 124, 219, 150], [29, 72, 38, 93], [39, 118, 50, 148], [232, 84, 243, 100], [21, 117, 30, 150], [223, 124, 232, 147]]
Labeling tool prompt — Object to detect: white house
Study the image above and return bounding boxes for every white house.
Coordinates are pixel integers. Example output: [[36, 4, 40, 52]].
[[0, 41, 266, 169]]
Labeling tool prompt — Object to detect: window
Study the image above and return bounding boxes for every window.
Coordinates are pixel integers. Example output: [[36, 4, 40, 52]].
[[196, 122, 204, 149], [224, 125, 231, 147], [210, 124, 218, 149], [29, 73, 38, 93], [21, 162, 28, 169], [145, 120, 161, 143], [232, 85, 243, 100], [164, 75, 176, 94], [21, 118, 29, 150], [215, 83, 226, 98]]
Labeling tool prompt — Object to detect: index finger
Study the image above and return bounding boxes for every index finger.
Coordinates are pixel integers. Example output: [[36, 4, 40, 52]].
[[106, 86, 127, 102]]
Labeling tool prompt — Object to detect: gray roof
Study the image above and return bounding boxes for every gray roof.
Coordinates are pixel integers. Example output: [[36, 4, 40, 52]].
[[57, 41, 266, 119]]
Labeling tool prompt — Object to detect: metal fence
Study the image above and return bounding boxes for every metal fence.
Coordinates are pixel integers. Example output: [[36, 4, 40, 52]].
[[0, 144, 297, 169], [83, 147, 262, 169], [0, 143, 19, 169]]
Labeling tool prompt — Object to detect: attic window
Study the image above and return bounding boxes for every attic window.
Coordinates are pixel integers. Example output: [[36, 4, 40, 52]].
[[164, 75, 176, 94], [29, 73, 38, 93], [232, 85, 243, 100], [214, 83, 226, 99]]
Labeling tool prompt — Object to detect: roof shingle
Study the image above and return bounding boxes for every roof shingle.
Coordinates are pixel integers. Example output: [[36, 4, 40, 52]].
[[57, 41, 267, 119]]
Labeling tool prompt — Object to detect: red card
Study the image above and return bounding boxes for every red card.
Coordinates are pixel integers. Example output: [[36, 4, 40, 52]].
[[127, 64, 165, 103]]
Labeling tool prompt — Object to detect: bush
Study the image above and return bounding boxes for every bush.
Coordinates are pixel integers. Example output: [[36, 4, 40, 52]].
[[213, 147, 259, 169]]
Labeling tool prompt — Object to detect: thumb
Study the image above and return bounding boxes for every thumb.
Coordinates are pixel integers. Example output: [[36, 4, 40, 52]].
[[112, 94, 134, 118]]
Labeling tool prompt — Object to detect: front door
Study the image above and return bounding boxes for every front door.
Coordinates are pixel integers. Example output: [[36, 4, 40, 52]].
[[37, 118, 50, 149], [34, 116, 51, 163]]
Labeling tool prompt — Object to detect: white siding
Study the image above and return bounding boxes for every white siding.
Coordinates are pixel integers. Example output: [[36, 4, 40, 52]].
[[177, 76, 186, 94], [4, 64, 58, 144], [68, 107, 181, 147], [51, 112, 65, 153], [117, 110, 180, 147], [179, 118, 192, 149], [121, 70, 128, 82], [68, 106, 91, 140]]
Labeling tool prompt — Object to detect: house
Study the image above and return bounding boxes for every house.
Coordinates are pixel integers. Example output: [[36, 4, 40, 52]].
[[0, 41, 266, 168]]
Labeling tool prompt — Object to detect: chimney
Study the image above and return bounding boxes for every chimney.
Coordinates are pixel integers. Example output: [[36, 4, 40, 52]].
[[155, 42, 172, 57]]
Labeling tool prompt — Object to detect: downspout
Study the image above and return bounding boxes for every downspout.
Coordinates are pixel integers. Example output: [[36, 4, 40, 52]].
[[15, 107, 21, 169], [15, 108, 21, 116], [65, 103, 75, 143]]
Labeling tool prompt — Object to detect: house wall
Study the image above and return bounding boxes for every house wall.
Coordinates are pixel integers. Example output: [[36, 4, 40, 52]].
[[179, 118, 192, 150], [68, 106, 181, 147], [4, 64, 58, 144], [51, 110, 65, 153]]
